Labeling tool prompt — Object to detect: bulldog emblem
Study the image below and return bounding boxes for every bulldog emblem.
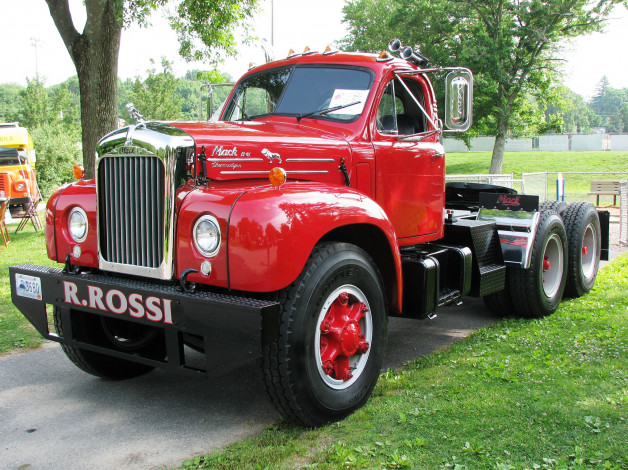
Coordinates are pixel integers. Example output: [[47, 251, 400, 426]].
[[262, 148, 282, 164]]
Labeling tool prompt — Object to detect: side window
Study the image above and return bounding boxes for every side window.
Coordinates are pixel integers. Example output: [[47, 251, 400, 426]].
[[376, 78, 427, 136]]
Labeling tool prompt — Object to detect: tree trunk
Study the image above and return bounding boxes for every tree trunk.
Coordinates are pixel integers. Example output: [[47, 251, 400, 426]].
[[45, 0, 122, 179], [489, 113, 508, 174]]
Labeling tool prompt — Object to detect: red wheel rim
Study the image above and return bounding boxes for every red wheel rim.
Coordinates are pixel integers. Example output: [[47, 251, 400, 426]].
[[315, 285, 373, 389]]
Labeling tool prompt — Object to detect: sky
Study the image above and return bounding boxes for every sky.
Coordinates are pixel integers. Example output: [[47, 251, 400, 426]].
[[0, 0, 627, 100]]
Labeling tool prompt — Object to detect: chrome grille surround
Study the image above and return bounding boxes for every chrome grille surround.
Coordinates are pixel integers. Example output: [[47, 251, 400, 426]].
[[96, 123, 195, 280]]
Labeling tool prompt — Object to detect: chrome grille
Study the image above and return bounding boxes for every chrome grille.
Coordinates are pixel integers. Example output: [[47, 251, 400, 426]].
[[98, 155, 165, 268]]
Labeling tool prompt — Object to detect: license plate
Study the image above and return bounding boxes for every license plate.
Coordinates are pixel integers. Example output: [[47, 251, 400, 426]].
[[15, 273, 43, 300]]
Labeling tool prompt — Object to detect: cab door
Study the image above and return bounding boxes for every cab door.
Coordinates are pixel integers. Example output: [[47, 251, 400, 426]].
[[372, 75, 445, 243]]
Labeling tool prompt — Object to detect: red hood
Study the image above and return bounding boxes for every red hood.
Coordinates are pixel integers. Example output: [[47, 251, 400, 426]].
[[169, 120, 352, 185]]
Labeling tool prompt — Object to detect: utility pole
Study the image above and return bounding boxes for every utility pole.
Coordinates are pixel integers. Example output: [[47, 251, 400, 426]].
[[30, 37, 42, 80], [271, 0, 274, 47]]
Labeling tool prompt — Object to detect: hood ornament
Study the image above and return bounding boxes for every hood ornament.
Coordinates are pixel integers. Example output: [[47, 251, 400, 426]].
[[262, 148, 282, 164], [124, 103, 146, 146]]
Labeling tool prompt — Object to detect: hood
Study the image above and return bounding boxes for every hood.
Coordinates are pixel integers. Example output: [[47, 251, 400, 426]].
[[169, 120, 352, 185]]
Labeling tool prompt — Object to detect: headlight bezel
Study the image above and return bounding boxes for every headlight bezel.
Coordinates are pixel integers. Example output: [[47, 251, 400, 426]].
[[68, 207, 88, 243], [193, 214, 221, 258]]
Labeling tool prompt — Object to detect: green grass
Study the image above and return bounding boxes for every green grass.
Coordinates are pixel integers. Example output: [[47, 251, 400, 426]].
[[0, 217, 59, 354], [446, 151, 628, 177], [177, 255, 628, 470]]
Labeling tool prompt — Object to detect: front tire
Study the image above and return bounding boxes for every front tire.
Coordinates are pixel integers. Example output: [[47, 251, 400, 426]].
[[263, 242, 388, 427], [509, 211, 568, 318]]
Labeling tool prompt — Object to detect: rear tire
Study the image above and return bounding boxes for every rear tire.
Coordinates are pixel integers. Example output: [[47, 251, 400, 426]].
[[54, 307, 165, 379], [561, 202, 601, 297], [539, 200, 567, 215], [262, 242, 388, 427], [509, 211, 567, 318]]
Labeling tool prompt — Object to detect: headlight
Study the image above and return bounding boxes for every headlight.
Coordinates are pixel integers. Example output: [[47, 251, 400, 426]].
[[193, 214, 221, 257], [68, 207, 88, 243], [15, 182, 25, 191]]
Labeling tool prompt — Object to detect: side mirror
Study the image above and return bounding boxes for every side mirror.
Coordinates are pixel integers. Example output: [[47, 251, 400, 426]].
[[444, 69, 473, 132]]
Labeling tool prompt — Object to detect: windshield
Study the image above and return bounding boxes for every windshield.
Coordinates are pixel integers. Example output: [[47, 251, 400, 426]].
[[223, 66, 373, 122]]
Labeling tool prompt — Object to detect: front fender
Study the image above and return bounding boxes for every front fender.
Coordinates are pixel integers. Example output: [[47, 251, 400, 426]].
[[228, 182, 401, 297]]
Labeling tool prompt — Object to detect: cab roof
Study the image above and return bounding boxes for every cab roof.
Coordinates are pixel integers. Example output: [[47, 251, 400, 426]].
[[242, 51, 420, 83]]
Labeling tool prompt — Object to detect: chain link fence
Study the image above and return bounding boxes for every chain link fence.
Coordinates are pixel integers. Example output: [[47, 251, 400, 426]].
[[446, 173, 524, 193], [446, 172, 628, 250], [520, 172, 628, 205]]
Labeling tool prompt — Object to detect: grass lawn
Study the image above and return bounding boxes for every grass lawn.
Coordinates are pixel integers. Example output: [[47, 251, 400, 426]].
[[446, 151, 628, 177], [177, 255, 628, 470], [0, 216, 59, 354]]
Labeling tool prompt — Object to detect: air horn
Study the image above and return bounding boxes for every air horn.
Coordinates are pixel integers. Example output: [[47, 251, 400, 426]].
[[388, 38, 430, 67]]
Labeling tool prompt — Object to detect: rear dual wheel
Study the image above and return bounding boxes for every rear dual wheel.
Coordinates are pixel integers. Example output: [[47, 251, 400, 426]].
[[561, 202, 601, 298], [263, 242, 387, 427], [484, 210, 568, 318]]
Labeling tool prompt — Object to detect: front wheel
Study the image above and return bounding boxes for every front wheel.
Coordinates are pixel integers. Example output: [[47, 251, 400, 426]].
[[54, 307, 166, 379], [262, 242, 388, 427]]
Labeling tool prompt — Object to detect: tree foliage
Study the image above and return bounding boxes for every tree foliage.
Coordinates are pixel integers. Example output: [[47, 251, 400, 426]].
[[45, 0, 258, 178], [341, 0, 627, 172], [130, 58, 183, 120]]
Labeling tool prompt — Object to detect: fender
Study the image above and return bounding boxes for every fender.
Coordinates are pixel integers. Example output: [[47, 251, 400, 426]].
[[47, 180, 98, 268], [228, 182, 403, 306]]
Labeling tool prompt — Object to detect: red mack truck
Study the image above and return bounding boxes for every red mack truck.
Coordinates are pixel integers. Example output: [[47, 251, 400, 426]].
[[10, 40, 609, 427]]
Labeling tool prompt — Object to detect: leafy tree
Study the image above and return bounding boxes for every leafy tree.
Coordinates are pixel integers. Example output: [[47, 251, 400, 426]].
[[0, 84, 25, 123], [18, 78, 51, 128], [31, 123, 82, 197], [45, 0, 258, 178], [545, 86, 601, 134], [341, 0, 627, 173], [130, 58, 183, 120]]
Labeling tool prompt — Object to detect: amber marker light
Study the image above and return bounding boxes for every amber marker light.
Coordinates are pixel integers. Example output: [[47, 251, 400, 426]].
[[269, 167, 287, 189], [73, 164, 85, 180]]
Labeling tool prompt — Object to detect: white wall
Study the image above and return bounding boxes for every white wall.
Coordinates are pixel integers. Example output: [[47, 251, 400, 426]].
[[504, 138, 532, 151], [611, 135, 628, 150], [571, 134, 603, 151], [443, 138, 469, 152], [538, 135, 569, 151], [469, 136, 495, 151]]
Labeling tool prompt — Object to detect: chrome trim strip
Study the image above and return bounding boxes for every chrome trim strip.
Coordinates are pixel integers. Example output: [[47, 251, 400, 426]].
[[285, 158, 335, 162], [207, 158, 263, 162], [220, 170, 329, 175]]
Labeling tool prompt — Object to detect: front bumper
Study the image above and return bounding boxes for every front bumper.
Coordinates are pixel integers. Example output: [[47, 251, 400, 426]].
[[10, 264, 280, 375]]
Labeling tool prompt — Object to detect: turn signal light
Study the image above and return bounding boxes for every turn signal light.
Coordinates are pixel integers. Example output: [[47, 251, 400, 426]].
[[269, 167, 286, 188], [73, 164, 85, 180]]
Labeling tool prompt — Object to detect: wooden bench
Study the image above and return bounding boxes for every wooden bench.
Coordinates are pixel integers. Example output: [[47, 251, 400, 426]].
[[588, 180, 620, 206]]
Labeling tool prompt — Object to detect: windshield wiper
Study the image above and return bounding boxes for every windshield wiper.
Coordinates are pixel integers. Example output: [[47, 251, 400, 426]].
[[233, 100, 250, 121], [296, 100, 361, 122]]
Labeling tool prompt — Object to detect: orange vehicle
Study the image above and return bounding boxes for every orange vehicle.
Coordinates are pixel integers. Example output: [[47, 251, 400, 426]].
[[0, 123, 40, 215]]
